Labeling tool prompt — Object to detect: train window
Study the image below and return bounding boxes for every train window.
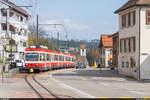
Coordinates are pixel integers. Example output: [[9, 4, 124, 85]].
[[46, 54, 51, 61], [43, 53, 46, 61], [60, 56, 63, 61], [51, 54, 53, 61], [26, 53, 39, 61], [62, 56, 64, 61], [49, 54, 51, 61], [54, 55, 58, 61], [67, 57, 69, 61], [40, 53, 46, 61], [40, 53, 42, 61]]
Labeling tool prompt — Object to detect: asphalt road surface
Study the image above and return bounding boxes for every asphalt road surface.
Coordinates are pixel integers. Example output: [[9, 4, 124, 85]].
[[0, 68, 150, 98], [49, 68, 150, 98]]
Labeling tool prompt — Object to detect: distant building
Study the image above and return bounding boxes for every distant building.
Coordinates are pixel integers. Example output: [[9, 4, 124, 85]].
[[111, 32, 119, 69], [115, 0, 150, 80], [99, 35, 113, 68], [80, 44, 86, 56]]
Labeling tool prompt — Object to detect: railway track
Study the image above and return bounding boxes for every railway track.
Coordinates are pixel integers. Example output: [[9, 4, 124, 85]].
[[24, 74, 58, 98]]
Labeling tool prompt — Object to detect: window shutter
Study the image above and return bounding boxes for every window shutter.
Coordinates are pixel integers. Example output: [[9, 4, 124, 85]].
[[133, 11, 136, 25], [128, 13, 131, 26], [124, 39, 126, 52], [133, 37, 136, 52], [122, 15, 126, 28], [129, 38, 131, 52], [120, 39, 122, 53], [146, 10, 150, 24]]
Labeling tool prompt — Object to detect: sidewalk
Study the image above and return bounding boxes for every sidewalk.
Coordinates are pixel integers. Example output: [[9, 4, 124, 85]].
[[0, 67, 19, 84], [77, 67, 136, 82]]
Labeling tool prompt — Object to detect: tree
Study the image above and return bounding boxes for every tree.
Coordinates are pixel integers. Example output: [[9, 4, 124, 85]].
[[28, 23, 47, 38], [28, 23, 56, 51], [87, 48, 100, 65]]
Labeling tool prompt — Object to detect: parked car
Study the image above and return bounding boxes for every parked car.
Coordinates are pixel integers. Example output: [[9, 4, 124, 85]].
[[16, 59, 24, 72], [76, 62, 86, 69]]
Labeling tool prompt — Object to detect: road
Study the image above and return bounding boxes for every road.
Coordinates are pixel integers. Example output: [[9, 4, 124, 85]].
[[0, 68, 150, 98]]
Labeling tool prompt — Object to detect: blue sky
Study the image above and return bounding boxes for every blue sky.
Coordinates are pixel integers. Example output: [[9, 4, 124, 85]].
[[11, 0, 127, 40]]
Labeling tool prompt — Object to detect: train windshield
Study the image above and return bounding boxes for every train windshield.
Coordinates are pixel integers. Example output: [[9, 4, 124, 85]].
[[25, 53, 39, 61]]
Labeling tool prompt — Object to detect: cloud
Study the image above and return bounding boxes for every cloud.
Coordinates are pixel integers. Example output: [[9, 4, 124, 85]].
[[42, 18, 89, 31]]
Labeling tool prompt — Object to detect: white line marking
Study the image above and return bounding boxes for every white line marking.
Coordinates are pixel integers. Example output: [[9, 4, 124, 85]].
[[49, 72, 96, 98], [129, 91, 146, 95]]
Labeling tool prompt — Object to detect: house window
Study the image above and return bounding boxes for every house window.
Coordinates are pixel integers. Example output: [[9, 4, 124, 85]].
[[130, 57, 136, 67], [120, 39, 122, 53], [126, 38, 129, 52], [122, 14, 127, 28], [128, 13, 131, 26], [10, 11, 14, 17], [126, 61, 129, 68], [1, 23, 7, 30], [124, 39, 127, 52], [122, 62, 124, 68], [133, 37, 136, 52], [133, 11, 136, 25], [129, 38, 131, 52], [120, 39, 124, 53], [146, 10, 150, 24], [20, 16, 24, 22]]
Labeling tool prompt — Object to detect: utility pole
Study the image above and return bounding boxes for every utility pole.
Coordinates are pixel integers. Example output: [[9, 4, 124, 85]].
[[36, 14, 39, 47], [57, 32, 60, 50]]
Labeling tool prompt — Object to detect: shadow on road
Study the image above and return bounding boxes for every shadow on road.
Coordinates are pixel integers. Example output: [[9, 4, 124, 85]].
[[52, 68, 140, 82]]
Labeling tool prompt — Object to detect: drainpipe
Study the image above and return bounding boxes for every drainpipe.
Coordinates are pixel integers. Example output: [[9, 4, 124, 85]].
[[139, 7, 141, 81]]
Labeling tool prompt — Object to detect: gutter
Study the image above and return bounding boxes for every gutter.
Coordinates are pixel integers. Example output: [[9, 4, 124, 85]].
[[139, 7, 141, 80], [0, 0, 12, 7]]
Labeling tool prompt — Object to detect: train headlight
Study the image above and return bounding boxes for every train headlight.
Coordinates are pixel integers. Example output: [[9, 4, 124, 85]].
[[35, 64, 38, 66], [26, 64, 29, 66]]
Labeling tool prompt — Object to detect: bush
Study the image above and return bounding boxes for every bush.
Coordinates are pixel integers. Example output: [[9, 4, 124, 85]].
[[0, 59, 3, 64]]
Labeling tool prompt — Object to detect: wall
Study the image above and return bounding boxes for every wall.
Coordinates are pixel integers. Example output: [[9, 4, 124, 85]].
[[140, 7, 150, 79], [118, 7, 140, 79]]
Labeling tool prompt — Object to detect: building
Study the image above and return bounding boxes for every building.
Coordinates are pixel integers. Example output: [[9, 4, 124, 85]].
[[115, 0, 150, 80], [0, 0, 30, 66], [80, 44, 86, 56], [99, 34, 113, 68], [111, 32, 119, 69]]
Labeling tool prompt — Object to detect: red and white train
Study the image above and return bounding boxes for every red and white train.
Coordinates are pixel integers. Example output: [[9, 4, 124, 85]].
[[24, 46, 76, 72]]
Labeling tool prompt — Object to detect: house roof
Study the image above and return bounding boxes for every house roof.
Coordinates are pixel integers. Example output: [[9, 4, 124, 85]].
[[100, 35, 113, 47], [115, 0, 150, 14], [111, 32, 119, 38], [2, 0, 30, 17], [80, 44, 86, 49]]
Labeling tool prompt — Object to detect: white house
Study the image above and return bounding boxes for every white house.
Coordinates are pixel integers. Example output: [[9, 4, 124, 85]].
[[80, 44, 86, 57], [0, 0, 30, 63], [99, 34, 113, 68], [115, 0, 150, 80]]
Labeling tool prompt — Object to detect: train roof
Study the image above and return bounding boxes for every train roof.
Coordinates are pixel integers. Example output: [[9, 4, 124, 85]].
[[25, 48, 75, 58]]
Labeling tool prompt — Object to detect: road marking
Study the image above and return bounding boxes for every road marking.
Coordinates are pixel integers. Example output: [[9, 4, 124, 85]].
[[120, 97, 132, 99], [143, 97, 150, 99], [97, 97, 109, 99], [129, 90, 146, 95], [49, 72, 96, 98]]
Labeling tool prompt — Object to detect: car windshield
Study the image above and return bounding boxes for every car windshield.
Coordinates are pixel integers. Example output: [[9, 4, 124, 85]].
[[16, 60, 21, 63], [25, 53, 39, 61]]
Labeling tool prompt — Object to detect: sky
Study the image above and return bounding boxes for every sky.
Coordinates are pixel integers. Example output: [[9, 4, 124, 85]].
[[10, 0, 128, 41]]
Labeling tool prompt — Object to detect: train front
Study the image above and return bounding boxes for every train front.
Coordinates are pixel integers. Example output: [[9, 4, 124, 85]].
[[24, 48, 40, 73]]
